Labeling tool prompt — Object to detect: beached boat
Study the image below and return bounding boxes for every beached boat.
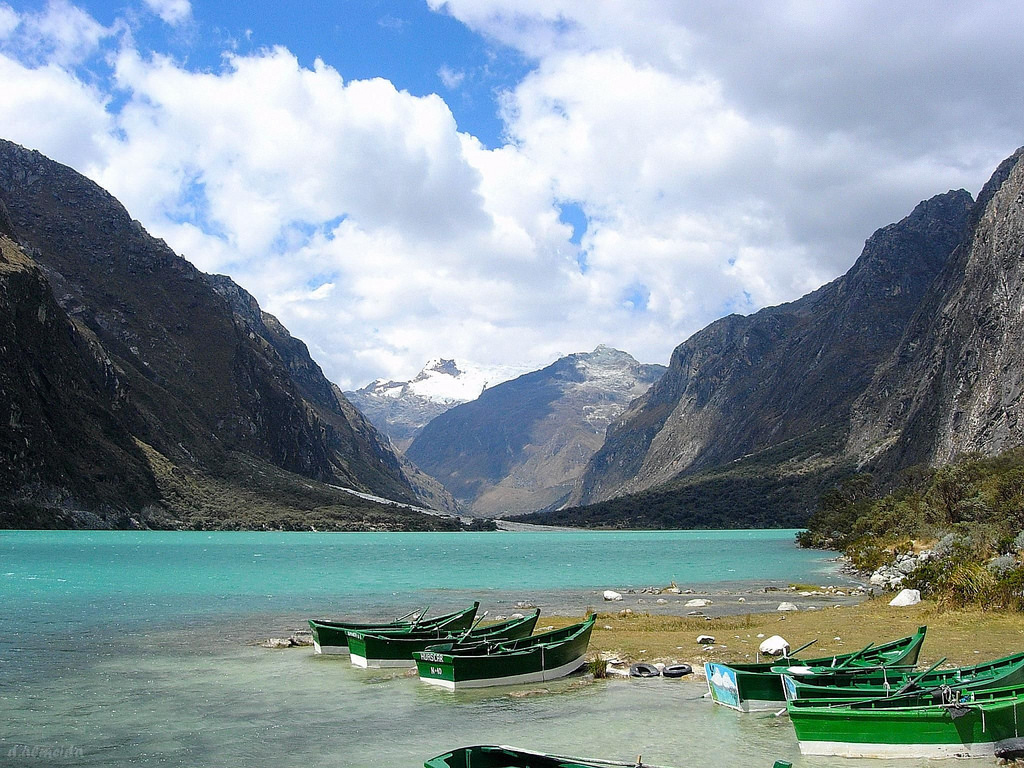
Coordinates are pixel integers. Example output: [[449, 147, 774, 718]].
[[424, 745, 793, 767], [777, 649, 1024, 701], [413, 614, 596, 690], [704, 625, 927, 711], [347, 610, 540, 668], [787, 681, 1024, 758], [308, 603, 479, 655]]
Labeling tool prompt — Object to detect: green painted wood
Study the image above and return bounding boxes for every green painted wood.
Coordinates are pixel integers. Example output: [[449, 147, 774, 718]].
[[308, 603, 479, 652], [705, 626, 927, 711], [414, 615, 596, 689]]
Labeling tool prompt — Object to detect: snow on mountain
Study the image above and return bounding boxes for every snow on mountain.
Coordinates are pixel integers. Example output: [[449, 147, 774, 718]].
[[345, 358, 518, 451]]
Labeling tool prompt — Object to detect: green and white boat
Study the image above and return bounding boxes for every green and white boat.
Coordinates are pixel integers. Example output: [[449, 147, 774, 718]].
[[413, 614, 596, 690], [778, 649, 1024, 701], [704, 625, 927, 711], [308, 603, 479, 655], [787, 682, 1024, 759], [424, 744, 792, 767], [347, 610, 540, 668]]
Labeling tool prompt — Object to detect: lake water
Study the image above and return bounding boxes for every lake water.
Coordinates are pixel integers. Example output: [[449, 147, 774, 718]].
[[0, 530, 935, 767]]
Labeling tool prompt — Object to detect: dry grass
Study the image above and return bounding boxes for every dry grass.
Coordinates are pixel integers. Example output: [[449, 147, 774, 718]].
[[556, 597, 1024, 667]]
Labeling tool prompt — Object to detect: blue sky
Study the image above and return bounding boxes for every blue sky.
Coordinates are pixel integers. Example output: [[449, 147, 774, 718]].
[[2, 1, 1023, 388]]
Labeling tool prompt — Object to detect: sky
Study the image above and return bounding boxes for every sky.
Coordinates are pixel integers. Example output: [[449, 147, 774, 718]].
[[1, 1, 1023, 390]]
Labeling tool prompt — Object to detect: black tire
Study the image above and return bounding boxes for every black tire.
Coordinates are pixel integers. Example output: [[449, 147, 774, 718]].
[[662, 663, 693, 678], [629, 663, 660, 678]]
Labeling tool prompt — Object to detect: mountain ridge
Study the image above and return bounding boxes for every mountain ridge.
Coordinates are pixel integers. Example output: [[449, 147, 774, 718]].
[[0, 139, 460, 529]]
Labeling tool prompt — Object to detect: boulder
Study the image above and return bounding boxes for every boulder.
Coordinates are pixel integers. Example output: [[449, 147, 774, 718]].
[[889, 588, 921, 607], [777, 602, 799, 612], [603, 590, 623, 601], [684, 598, 711, 608], [758, 635, 790, 656], [656, 598, 668, 604], [697, 635, 715, 645]]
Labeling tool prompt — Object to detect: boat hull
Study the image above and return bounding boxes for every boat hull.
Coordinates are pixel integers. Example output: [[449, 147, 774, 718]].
[[347, 611, 540, 669], [308, 603, 478, 654], [780, 651, 1024, 701], [705, 626, 927, 711], [789, 686, 1024, 759], [414, 616, 595, 690]]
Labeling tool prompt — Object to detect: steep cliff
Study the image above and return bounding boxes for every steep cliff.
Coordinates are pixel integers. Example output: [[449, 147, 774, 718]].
[[0, 139, 457, 528], [849, 147, 1024, 471], [562, 188, 973, 519]]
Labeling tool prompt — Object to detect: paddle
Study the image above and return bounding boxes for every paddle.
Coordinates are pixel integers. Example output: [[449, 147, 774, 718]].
[[783, 639, 818, 659], [834, 642, 875, 669], [410, 605, 430, 631], [841, 657, 948, 709], [455, 611, 490, 643], [392, 609, 421, 622], [891, 657, 947, 697]]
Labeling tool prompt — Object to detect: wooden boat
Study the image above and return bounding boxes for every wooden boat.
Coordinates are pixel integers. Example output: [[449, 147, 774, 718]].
[[704, 625, 927, 711], [308, 603, 479, 655], [413, 614, 596, 690], [777, 650, 1024, 701], [424, 745, 792, 767], [347, 610, 540, 668], [787, 681, 1024, 758]]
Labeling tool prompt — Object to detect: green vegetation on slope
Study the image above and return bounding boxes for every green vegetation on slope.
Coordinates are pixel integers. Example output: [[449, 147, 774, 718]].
[[799, 448, 1024, 608]]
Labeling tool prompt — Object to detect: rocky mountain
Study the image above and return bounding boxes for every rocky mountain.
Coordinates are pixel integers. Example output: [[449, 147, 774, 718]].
[[405, 346, 665, 515], [530, 184, 976, 528], [345, 358, 490, 451], [0, 139, 460, 529], [847, 147, 1024, 471]]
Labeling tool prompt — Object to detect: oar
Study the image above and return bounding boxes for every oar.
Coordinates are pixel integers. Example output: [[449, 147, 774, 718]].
[[891, 657, 947, 697], [455, 611, 490, 643], [392, 609, 420, 623], [783, 639, 818, 659], [845, 657, 948, 709], [434, 609, 478, 631], [410, 605, 430, 630], [834, 642, 875, 669]]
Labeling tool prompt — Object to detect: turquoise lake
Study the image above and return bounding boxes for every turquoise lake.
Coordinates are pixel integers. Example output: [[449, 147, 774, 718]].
[[0, 530, 934, 767]]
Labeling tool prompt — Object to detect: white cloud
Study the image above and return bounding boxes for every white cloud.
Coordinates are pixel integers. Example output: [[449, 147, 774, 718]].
[[1, 0, 1023, 391], [438, 64, 465, 89], [143, 0, 191, 26], [1, 0, 111, 67]]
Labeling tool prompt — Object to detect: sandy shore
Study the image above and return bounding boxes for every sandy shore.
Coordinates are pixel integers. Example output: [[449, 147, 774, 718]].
[[573, 597, 1024, 673]]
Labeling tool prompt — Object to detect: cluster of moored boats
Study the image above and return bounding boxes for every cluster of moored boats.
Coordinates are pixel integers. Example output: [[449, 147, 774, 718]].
[[308, 602, 595, 690], [307, 606, 1023, 766], [707, 624, 1024, 760]]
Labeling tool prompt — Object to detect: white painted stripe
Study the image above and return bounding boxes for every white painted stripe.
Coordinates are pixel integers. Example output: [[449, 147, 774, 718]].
[[798, 739, 997, 759], [419, 655, 587, 690]]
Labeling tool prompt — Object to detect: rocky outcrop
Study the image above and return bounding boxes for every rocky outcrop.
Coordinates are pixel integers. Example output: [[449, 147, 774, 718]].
[[848, 148, 1024, 471], [0, 138, 453, 526], [406, 346, 665, 515], [564, 188, 973, 514]]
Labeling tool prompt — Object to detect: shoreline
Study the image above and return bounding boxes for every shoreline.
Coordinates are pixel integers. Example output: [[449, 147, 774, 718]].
[[571, 597, 1024, 672]]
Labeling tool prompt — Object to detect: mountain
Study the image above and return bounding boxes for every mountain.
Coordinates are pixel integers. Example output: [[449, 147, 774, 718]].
[[525, 185, 975, 528], [0, 139, 460, 529], [345, 358, 491, 451], [405, 346, 665, 515], [847, 147, 1024, 471]]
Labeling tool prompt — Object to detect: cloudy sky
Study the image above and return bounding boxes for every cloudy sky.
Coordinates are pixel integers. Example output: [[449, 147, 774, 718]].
[[1, 1, 1022, 389]]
